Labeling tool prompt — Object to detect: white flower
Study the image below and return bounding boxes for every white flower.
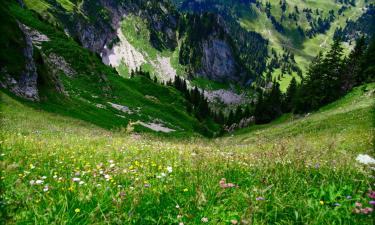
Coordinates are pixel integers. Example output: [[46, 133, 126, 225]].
[[109, 160, 114, 164], [79, 181, 85, 185], [43, 185, 49, 192], [156, 175, 162, 179], [104, 174, 111, 179], [35, 180, 43, 185], [176, 204, 180, 209], [110, 163, 116, 168], [53, 175, 57, 179], [161, 172, 167, 177], [30, 180, 35, 185], [167, 166, 173, 173], [72, 177, 81, 182], [356, 154, 375, 165], [41, 176, 47, 180], [201, 217, 209, 223]]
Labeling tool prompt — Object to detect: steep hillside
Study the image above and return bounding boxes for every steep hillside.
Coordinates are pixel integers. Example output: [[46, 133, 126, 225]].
[[0, 0, 220, 136], [1, 78, 374, 223], [174, 0, 374, 89]]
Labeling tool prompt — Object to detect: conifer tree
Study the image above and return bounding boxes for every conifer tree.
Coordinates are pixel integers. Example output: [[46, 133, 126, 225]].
[[342, 36, 366, 90], [284, 77, 298, 112], [360, 36, 375, 82]]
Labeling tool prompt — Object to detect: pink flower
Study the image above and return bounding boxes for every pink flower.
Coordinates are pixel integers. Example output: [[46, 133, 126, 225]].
[[231, 219, 238, 224], [368, 191, 375, 199], [360, 207, 373, 214], [219, 178, 238, 189], [355, 202, 362, 207], [369, 200, 375, 206]]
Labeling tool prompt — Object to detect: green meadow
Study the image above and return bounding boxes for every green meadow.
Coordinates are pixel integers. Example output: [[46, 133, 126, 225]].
[[1, 83, 374, 224]]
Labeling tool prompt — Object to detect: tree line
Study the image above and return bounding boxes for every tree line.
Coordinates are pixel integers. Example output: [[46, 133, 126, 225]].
[[254, 36, 374, 124]]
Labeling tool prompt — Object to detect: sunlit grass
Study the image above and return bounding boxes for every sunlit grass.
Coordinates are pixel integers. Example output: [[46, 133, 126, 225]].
[[1, 84, 374, 224]]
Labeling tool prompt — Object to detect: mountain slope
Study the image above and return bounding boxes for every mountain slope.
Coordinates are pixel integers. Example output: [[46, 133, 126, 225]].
[[1, 79, 374, 223], [0, 0, 220, 136], [174, 0, 374, 89]]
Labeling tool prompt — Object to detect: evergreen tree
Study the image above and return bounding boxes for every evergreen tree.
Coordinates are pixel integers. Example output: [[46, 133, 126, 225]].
[[360, 36, 375, 82], [322, 38, 344, 103], [342, 36, 366, 90], [284, 77, 298, 112]]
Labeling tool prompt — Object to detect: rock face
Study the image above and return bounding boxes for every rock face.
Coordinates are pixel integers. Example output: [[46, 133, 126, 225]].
[[201, 38, 237, 82], [0, 23, 39, 101], [101, 27, 146, 71], [58, 0, 178, 55]]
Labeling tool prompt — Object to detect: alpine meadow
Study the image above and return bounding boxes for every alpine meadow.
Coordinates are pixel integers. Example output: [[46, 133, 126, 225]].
[[0, 0, 375, 224]]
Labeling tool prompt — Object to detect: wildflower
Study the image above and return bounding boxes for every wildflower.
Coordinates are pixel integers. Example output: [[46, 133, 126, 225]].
[[72, 177, 81, 182], [333, 203, 341, 207], [35, 180, 43, 185], [144, 184, 151, 188], [201, 217, 209, 223], [177, 215, 182, 219], [315, 163, 320, 169], [346, 196, 352, 199], [75, 208, 80, 213], [179, 223, 184, 225], [368, 191, 375, 199], [167, 166, 173, 173], [176, 204, 180, 209], [320, 200, 324, 205], [355, 202, 362, 207], [369, 200, 375, 206], [79, 181, 85, 185], [219, 178, 238, 189], [29, 164, 35, 169], [360, 207, 373, 214], [110, 163, 116, 168], [104, 174, 111, 180], [41, 176, 47, 180], [161, 172, 166, 177], [43, 185, 49, 192], [231, 220, 238, 224], [30, 180, 35, 185], [256, 197, 265, 201]]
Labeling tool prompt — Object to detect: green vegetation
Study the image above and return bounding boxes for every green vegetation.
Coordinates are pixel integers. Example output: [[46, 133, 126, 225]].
[[2, 1, 219, 136], [1, 82, 374, 224]]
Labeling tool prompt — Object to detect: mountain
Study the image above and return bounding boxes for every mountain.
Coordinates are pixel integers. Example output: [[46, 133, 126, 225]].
[[1, 0, 375, 224], [174, 0, 374, 88]]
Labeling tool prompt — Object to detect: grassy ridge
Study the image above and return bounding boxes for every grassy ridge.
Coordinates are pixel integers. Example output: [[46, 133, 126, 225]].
[[1, 83, 374, 224], [2, 1, 220, 136]]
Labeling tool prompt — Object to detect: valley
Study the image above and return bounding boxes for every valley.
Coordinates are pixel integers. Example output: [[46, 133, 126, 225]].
[[0, 0, 374, 223]]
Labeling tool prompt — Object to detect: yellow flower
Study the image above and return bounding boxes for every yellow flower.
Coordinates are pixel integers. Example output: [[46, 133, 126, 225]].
[[75, 208, 80, 213], [320, 201, 324, 205], [183, 188, 188, 192]]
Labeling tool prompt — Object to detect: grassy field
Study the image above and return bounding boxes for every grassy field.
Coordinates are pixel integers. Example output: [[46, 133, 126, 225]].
[[1, 82, 374, 224]]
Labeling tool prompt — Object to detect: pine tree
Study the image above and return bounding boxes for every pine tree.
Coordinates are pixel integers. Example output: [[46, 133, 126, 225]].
[[342, 36, 366, 91], [284, 77, 298, 112], [322, 38, 344, 103], [360, 36, 375, 83]]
